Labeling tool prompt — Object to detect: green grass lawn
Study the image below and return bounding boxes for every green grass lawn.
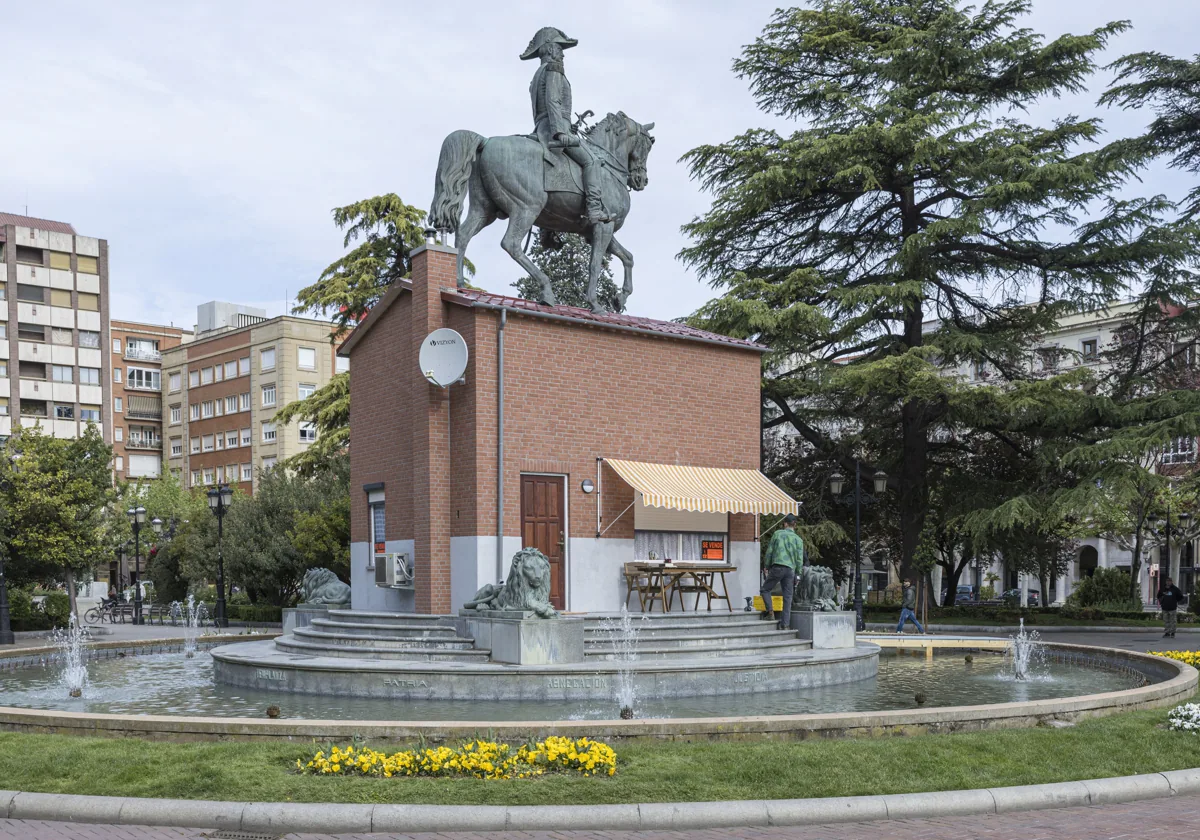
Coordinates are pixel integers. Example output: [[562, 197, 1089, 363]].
[[1, 701, 1196, 805]]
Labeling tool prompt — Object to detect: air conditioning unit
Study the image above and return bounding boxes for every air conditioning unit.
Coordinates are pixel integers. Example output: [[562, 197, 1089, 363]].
[[375, 552, 414, 588]]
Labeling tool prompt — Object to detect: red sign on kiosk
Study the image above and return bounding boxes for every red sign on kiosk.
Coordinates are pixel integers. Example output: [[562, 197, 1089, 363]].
[[700, 540, 725, 561]]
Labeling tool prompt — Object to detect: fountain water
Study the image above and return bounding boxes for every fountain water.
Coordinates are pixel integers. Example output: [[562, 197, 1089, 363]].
[[596, 606, 644, 718], [1008, 618, 1044, 681], [51, 613, 89, 697], [170, 594, 210, 658]]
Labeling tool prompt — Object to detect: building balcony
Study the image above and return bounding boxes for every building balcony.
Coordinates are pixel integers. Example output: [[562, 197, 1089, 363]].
[[124, 347, 162, 362], [125, 381, 161, 392], [126, 395, 163, 421], [126, 437, 163, 451]]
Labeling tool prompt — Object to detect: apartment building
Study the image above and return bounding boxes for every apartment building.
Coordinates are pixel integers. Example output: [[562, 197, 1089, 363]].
[[0, 212, 111, 444], [110, 320, 193, 481], [162, 302, 343, 493]]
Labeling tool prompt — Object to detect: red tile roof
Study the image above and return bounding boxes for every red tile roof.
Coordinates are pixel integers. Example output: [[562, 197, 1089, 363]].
[[0, 212, 76, 235], [443, 287, 766, 352]]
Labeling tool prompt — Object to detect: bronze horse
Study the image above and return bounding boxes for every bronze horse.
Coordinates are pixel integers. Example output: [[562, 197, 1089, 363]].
[[429, 112, 655, 313]]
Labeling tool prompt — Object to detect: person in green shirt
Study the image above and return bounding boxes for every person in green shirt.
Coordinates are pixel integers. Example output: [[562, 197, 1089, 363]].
[[760, 514, 804, 630]]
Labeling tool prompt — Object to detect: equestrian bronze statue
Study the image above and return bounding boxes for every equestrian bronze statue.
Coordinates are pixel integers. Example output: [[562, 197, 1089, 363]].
[[429, 26, 656, 313]]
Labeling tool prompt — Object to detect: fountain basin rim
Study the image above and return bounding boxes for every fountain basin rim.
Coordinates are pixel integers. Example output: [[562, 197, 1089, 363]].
[[0, 642, 1193, 742]]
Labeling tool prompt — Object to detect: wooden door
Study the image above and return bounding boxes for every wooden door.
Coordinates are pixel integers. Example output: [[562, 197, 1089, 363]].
[[521, 474, 566, 610]]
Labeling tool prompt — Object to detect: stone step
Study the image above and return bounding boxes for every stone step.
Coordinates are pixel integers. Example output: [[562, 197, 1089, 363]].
[[584, 637, 813, 661], [274, 636, 491, 661], [323, 610, 450, 626], [584, 628, 802, 648], [292, 628, 478, 650], [583, 614, 767, 631], [310, 619, 463, 638]]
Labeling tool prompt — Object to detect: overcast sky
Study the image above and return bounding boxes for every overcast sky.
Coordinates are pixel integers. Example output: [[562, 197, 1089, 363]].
[[1, 1, 1197, 332]]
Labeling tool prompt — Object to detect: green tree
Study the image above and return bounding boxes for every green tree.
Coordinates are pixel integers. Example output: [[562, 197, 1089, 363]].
[[0, 426, 117, 617], [681, 0, 1200, 578], [514, 229, 623, 312], [1103, 52, 1200, 217], [134, 468, 215, 603]]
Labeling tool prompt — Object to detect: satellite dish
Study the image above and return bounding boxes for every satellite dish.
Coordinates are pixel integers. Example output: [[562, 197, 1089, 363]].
[[419, 328, 468, 387]]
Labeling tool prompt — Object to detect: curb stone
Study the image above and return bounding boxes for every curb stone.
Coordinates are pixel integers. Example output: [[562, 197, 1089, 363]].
[[8, 769, 1200, 833]]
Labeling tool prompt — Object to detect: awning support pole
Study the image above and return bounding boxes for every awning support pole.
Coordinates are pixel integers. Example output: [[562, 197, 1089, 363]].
[[596, 457, 602, 538], [599, 501, 634, 538]]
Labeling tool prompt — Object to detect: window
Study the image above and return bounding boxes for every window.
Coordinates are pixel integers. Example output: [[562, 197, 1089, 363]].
[[77, 293, 99, 311], [51, 365, 73, 383], [215, 432, 224, 450], [190, 437, 200, 454], [0, 398, 7, 416], [0, 361, 6, 377], [225, 360, 238, 379], [114, 426, 123, 441], [18, 323, 46, 342], [225, 430, 239, 448], [214, 399, 223, 417], [299, 422, 317, 443], [51, 328, 72, 345], [56, 405, 76, 420], [214, 364, 224, 383], [19, 361, 47, 380], [113, 338, 122, 353], [113, 368, 122, 383], [49, 289, 71, 308], [260, 347, 276, 371], [127, 368, 160, 390], [17, 284, 45, 303], [298, 383, 316, 400], [262, 456, 277, 472], [116, 456, 124, 471], [0, 324, 6, 340], [1037, 347, 1060, 372], [1081, 339, 1099, 363], [240, 392, 251, 411], [1163, 436, 1197, 465], [170, 439, 183, 457], [241, 464, 252, 482], [78, 331, 100, 349], [203, 468, 215, 486], [15, 245, 42, 264], [261, 384, 276, 407], [189, 370, 199, 387], [170, 405, 181, 424], [336, 355, 349, 374], [202, 400, 214, 418], [225, 395, 238, 414], [262, 421, 276, 442], [77, 255, 99, 274], [297, 346, 317, 370], [202, 434, 215, 452], [201, 367, 213, 385], [191, 471, 201, 488], [633, 531, 727, 564], [241, 427, 252, 446], [114, 397, 122, 413], [370, 501, 386, 571], [19, 400, 47, 418], [80, 406, 100, 422], [239, 357, 250, 376], [0, 286, 5, 301], [49, 251, 71, 270], [190, 403, 200, 420], [169, 372, 181, 392], [79, 367, 100, 385]]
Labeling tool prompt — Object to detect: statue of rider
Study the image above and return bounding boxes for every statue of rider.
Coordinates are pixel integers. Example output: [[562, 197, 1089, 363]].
[[521, 27, 611, 225]]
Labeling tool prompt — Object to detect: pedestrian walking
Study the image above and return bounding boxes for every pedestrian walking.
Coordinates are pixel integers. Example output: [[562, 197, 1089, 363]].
[[1159, 576, 1184, 638], [897, 578, 925, 634], [760, 514, 804, 630]]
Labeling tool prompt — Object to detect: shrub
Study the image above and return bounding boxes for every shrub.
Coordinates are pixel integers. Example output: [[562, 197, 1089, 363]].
[[1167, 702, 1200, 734], [41, 592, 72, 627], [7, 588, 33, 623], [1065, 567, 1141, 610], [226, 604, 283, 623]]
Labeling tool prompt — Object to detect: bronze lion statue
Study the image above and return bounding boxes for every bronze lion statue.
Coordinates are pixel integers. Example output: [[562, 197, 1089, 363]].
[[299, 567, 351, 607], [795, 565, 840, 612], [463, 547, 558, 618]]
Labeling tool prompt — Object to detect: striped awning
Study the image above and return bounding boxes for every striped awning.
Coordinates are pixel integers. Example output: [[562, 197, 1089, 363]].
[[603, 459, 799, 515]]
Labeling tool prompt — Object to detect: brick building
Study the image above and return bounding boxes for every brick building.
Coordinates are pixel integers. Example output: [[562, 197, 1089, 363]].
[[110, 320, 192, 481], [162, 302, 342, 494], [341, 242, 793, 615], [0, 212, 111, 445]]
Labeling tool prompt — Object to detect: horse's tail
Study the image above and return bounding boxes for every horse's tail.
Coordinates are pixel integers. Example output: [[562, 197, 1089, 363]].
[[429, 130, 485, 233]]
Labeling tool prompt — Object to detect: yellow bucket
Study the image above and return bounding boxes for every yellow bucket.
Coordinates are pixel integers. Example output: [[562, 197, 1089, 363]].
[[752, 596, 783, 611]]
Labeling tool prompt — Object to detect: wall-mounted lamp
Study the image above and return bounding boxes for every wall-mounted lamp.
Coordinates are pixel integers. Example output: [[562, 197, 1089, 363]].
[[581, 478, 595, 494]]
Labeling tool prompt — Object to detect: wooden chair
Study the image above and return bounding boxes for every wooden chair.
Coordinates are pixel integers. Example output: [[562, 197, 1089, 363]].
[[623, 563, 666, 612], [671, 571, 711, 611]]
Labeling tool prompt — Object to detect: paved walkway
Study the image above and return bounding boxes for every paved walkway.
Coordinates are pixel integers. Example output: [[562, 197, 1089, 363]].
[[2, 794, 1199, 838]]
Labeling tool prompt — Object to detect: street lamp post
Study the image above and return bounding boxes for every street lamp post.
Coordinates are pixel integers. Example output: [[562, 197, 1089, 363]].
[[126, 506, 147, 625], [207, 484, 233, 629], [1149, 507, 1192, 597], [830, 462, 888, 632]]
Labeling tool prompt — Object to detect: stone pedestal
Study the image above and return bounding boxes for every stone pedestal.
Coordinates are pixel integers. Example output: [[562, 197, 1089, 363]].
[[282, 604, 336, 635], [457, 611, 585, 664], [790, 610, 856, 649]]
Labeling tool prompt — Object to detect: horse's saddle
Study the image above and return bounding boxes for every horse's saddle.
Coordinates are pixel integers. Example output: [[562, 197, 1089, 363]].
[[523, 134, 585, 195]]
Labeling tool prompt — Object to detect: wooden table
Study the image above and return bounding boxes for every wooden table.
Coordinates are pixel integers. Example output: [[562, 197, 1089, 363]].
[[633, 563, 737, 612]]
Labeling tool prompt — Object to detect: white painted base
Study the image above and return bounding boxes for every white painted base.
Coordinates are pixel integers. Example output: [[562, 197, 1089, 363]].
[[350, 539, 416, 613]]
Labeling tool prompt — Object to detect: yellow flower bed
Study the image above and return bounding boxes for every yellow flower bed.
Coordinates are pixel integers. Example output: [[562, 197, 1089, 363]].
[[1151, 650, 1200, 668], [296, 737, 617, 780]]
